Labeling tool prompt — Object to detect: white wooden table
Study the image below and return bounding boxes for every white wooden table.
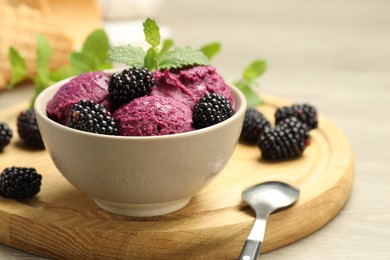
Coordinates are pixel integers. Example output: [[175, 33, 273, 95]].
[[1, 0, 389, 259]]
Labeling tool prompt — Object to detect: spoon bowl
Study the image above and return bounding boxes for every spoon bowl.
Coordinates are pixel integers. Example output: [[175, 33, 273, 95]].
[[242, 181, 300, 214], [239, 181, 300, 260]]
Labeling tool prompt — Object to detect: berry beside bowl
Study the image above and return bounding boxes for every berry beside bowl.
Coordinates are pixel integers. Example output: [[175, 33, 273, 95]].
[[34, 69, 246, 217]]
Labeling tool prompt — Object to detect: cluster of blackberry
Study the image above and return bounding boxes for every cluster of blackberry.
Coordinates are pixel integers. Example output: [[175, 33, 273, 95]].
[[240, 103, 318, 161], [0, 167, 42, 199], [68, 67, 234, 134], [67, 67, 155, 135]]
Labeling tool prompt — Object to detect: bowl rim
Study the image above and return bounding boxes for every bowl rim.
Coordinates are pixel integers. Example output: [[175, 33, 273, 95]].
[[34, 69, 247, 141]]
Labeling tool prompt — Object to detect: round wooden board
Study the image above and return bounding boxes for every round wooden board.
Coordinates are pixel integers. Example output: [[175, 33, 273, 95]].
[[0, 95, 354, 259]]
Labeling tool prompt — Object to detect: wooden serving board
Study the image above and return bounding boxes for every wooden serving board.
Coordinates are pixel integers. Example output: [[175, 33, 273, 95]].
[[0, 95, 354, 259]]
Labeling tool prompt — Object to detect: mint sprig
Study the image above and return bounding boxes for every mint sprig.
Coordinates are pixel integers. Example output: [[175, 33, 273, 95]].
[[7, 29, 112, 107], [109, 18, 210, 71], [69, 29, 112, 74], [233, 59, 267, 107], [82, 29, 111, 64]]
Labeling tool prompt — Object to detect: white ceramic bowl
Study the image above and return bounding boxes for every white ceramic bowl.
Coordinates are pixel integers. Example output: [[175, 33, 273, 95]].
[[34, 72, 246, 217]]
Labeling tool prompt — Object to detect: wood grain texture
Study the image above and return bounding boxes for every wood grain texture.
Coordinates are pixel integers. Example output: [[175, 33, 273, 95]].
[[0, 94, 354, 259]]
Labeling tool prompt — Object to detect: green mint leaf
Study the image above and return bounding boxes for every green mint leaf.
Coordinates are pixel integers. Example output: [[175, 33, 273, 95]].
[[70, 52, 100, 73], [50, 29, 112, 82], [158, 47, 209, 70], [7, 47, 28, 89], [143, 18, 162, 70], [143, 18, 161, 48], [234, 80, 263, 107], [159, 38, 174, 57], [36, 34, 52, 79], [242, 59, 267, 82], [108, 45, 146, 67], [233, 59, 267, 107], [234, 60, 267, 107], [29, 34, 54, 107], [81, 29, 110, 64], [99, 62, 114, 70], [49, 65, 77, 81], [200, 42, 221, 60], [144, 48, 159, 71]]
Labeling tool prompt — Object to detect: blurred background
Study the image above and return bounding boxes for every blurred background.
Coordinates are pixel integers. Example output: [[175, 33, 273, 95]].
[[1, 0, 390, 259]]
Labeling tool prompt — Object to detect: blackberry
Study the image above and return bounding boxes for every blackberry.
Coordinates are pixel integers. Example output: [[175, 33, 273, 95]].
[[275, 103, 318, 130], [276, 117, 310, 143], [192, 93, 234, 129], [240, 107, 271, 144], [108, 67, 155, 105], [68, 100, 118, 135], [258, 117, 309, 161], [0, 167, 42, 199], [17, 108, 45, 149], [0, 122, 13, 152]]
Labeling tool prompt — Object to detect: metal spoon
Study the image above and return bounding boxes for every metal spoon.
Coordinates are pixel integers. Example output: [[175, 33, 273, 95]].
[[238, 181, 300, 260]]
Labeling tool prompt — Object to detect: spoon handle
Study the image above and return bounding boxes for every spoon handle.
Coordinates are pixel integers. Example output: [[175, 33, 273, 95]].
[[238, 217, 267, 260], [238, 239, 262, 260]]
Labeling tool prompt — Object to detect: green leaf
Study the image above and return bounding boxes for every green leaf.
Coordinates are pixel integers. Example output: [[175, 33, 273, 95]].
[[143, 18, 160, 48], [43, 29, 112, 82], [233, 59, 267, 107], [99, 62, 114, 70], [7, 47, 28, 89], [242, 59, 267, 82], [234, 80, 263, 107], [81, 29, 110, 63], [200, 42, 221, 60], [49, 65, 77, 81], [108, 45, 146, 67], [36, 34, 52, 79], [158, 47, 210, 70], [109, 19, 213, 70], [69, 52, 100, 73], [159, 38, 174, 57], [144, 48, 159, 71], [25, 35, 55, 107]]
